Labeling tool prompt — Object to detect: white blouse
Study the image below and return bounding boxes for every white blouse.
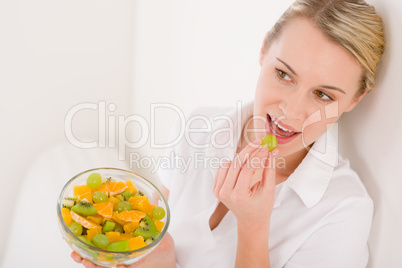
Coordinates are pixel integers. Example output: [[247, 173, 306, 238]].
[[158, 101, 373, 268]]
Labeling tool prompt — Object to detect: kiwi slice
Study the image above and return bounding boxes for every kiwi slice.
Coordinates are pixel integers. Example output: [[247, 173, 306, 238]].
[[113, 222, 124, 233], [101, 176, 115, 184], [145, 231, 161, 245], [71, 199, 97, 217], [106, 240, 129, 252], [102, 220, 116, 233], [79, 236, 95, 247], [133, 191, 145, 197], [121, 190, 132, 201], [133, 215, 156, 240], [82, 227, 88, 236], [62, 197, 77, 209]]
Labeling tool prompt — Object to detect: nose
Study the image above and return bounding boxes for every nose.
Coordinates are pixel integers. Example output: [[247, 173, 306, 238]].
[[278, 90, 308, 120]]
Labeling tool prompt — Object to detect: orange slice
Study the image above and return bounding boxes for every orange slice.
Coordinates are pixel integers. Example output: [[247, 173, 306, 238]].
[[93, 202, 113, 218], [61, 208, 72, 225], [108, 181, 128, 196], [112, 211, 126, 226], [155, 220, 164, 232], [118, 233, 133, 241], [70, 211, 101, 229], [128, 196, 153, 214], [123, 222, 140, 234], [117, 210, 146, 223], [74, 185, 94, 198], [87, 226, 102, 241], [109, 196, 120, 206], [128, 236, 147, 251], [77, 191, 93, 203], [87, 215, 104, 225], [105, 231, 121, 243], [125, 180, 138, 194]]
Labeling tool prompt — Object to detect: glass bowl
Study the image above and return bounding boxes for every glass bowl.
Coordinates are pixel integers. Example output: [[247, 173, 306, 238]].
[[57, 167, 170, 267]]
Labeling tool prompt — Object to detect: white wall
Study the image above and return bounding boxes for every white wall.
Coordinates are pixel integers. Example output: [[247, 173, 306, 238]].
[[339, 0, 402, 267], [0, 0, 133, 262]]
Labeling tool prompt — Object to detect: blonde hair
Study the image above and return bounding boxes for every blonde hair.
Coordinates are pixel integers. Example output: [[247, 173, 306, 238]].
[[264, 0, 385, 95]]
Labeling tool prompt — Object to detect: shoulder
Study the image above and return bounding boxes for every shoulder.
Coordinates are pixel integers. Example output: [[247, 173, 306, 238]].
[[329, 156, 372, 203], [321, 156, 373, 221]]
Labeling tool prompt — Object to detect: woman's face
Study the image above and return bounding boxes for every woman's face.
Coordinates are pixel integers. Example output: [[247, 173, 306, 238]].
[[252, 17, 366, 157]]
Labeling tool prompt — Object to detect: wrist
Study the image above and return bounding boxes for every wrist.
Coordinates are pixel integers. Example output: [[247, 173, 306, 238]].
[[237, 220, 270, 240]]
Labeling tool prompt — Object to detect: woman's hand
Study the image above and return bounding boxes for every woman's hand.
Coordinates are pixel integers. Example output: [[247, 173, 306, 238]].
[[213, 138, 277, 226], [213, 138, 277, 267], [71, 232, 176, 268]]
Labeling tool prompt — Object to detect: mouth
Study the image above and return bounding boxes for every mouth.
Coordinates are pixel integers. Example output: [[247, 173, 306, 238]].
[[265, 114, 301, 144]]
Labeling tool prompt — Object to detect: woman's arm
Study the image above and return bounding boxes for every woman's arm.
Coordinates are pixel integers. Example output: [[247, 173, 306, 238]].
[[236, 221, 270, 267], [214, 139, 276, 268]]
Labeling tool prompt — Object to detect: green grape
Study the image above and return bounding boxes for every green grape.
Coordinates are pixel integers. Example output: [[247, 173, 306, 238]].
[[114, 201, 132, 213], [86, 173, 102, 189], [106, 240, 130, 252], [93, 191, 109, 203], [152, 207, 166, 220], [261, 134, 278, 152], [93, 234, 110, 248], [69, 222, 83, 236]]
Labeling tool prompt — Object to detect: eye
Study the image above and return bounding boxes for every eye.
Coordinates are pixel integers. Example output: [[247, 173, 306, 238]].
[[314, 90, 333, 101], [275, 69, 292, 82]]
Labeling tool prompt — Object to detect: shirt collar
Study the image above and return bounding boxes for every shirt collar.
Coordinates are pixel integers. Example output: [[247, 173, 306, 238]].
[[284, 125, 339, 208], [207, 101, 339, 209]]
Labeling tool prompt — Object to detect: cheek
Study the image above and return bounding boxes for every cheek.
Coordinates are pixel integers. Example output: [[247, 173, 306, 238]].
[[301, 105, 340, 144], [254, 74, 280, 107]]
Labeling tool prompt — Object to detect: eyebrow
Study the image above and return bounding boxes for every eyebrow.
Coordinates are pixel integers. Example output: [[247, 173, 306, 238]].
[[276, 57, 346, 95], [276, 57, 298, 76], [319, 85, 346, 94]]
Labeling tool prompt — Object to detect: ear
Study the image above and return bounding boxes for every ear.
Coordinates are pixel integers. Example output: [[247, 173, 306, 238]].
[[344, 89, 368, 112], [259, 32, 269, 66]]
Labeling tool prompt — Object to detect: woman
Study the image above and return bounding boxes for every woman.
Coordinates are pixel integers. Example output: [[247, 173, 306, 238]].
[[72, 0, 385, 267]]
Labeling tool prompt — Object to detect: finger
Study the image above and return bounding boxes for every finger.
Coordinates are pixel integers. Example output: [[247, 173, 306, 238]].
[[81, 259, 98, 268], [235, 146, 269, 194], [261, 150, 278, 192], [71, 251, 83, 263], [221, 139, 262, 191], [213, 160, 231, 198]]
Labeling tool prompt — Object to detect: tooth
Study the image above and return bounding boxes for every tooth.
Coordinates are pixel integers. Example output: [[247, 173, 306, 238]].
[[277, 121, 292, 132]]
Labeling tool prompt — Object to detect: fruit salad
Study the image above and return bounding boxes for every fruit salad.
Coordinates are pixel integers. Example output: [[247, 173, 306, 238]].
[[60, 173, 166, 254]]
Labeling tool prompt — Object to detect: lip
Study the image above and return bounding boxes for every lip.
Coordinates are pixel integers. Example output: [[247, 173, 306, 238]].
[[265, 114, 301, 144]]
